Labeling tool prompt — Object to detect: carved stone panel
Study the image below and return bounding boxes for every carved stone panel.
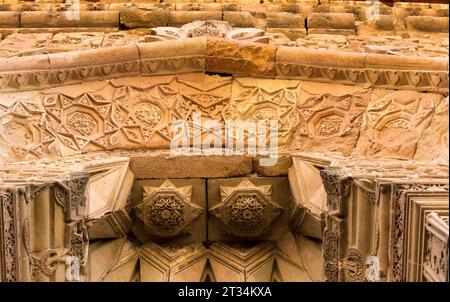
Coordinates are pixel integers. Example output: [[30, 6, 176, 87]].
[[85, 158, 134, 240], [230, 77, 300, 147], [423, 212, 449, 282], [404, 195, 449, 281], [40, 76, 180, 156], [130, 179, 206, 245], [0, 95, 57, 161], [288, 157, 326, 239], [88, 238, 139, 282], [389, 183, 449, 281], [0, 188, 21, 282], [139, 232, 313, 282], [354, 89, 443, 160], [208, 177, 290, 241], [176, 73, 232, 123]]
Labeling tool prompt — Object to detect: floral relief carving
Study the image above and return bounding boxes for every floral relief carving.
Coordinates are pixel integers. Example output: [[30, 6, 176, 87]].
[[342, 249, 366, 282], [322, 215, 344, 282], [30, 248, 67, 280]]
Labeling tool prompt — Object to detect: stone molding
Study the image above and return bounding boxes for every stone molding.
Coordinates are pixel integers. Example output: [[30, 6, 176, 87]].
[[0, 37, 448, 93]]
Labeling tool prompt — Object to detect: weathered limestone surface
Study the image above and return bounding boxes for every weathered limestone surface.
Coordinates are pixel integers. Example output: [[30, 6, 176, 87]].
[[206, 37, 278, 76], [354, 89, 443, 160], [290, 81, 371, 155], [207, 177, 291, 241], [0, 33, 53, 57], [139, 37, 206, 76], [415, 97, 449, 164], [307, 13, 356, 36], [0, 0, 449, 283], [230, 77, 299, 146], [108, 4, 170, 29], [128, 153, 254, 179], [21, 11, 120, 28]]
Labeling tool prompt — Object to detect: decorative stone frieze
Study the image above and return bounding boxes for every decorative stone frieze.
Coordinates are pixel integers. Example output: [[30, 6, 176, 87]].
[[0, 0, 448, 283]]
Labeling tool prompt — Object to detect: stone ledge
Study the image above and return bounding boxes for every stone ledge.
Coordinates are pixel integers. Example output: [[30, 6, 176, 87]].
[[0, 38, 448, 92]]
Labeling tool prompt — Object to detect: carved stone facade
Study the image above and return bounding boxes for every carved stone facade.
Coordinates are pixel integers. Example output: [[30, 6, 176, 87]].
[[0, 0, 448, 283]]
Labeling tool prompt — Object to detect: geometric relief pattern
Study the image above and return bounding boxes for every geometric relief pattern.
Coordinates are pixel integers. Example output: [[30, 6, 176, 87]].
[[290, 82, 371, 155], [423, 212, 449, 282], [415, 96, 449, 164], [0, 74, 241, 162], [42, 76, 180, 155], [139, 238, 311, 282], [176, 73, 232, 123], [230, 78, 299, 147], [209, 179, 283, 239], [354, 89, 443, 160], [135, 180, 204, 238], [0, 99, 57, 161]]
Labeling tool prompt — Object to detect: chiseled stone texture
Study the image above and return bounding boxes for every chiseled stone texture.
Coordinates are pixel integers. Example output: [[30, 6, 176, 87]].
[[207, 177, 291, 241], [109, 4, 170, 29], [415, 96, 449, 164], [129, 178, 207, 245], [47, 32, 105, 53], [406, 16, 449, 38], [354, 89, 443, 160], [102, 29, 150, 47], [230, 77, 300, 146], [206, 37, 278, 77], [128, 152, 254, 179], [139, 37, 206, 76], [175, 72, 232, 123], [0, 32, 52, 57], [290, 81, 371, 155], [253, 154, 293, 177], [307, 12, 356, 36]]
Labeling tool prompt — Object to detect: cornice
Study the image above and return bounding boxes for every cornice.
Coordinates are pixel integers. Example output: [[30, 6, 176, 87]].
[[0, 37, 448, 93]]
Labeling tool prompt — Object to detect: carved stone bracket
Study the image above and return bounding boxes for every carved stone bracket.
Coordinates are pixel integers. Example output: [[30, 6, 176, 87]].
[[209, 179, 283, 238], [135, 180, 204, 238]]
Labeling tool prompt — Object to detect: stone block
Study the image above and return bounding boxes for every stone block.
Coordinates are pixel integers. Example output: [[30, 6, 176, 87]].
[[206, 37, 278, 77], [207, 177, 291, 241], [128, 152, 253, 179]]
